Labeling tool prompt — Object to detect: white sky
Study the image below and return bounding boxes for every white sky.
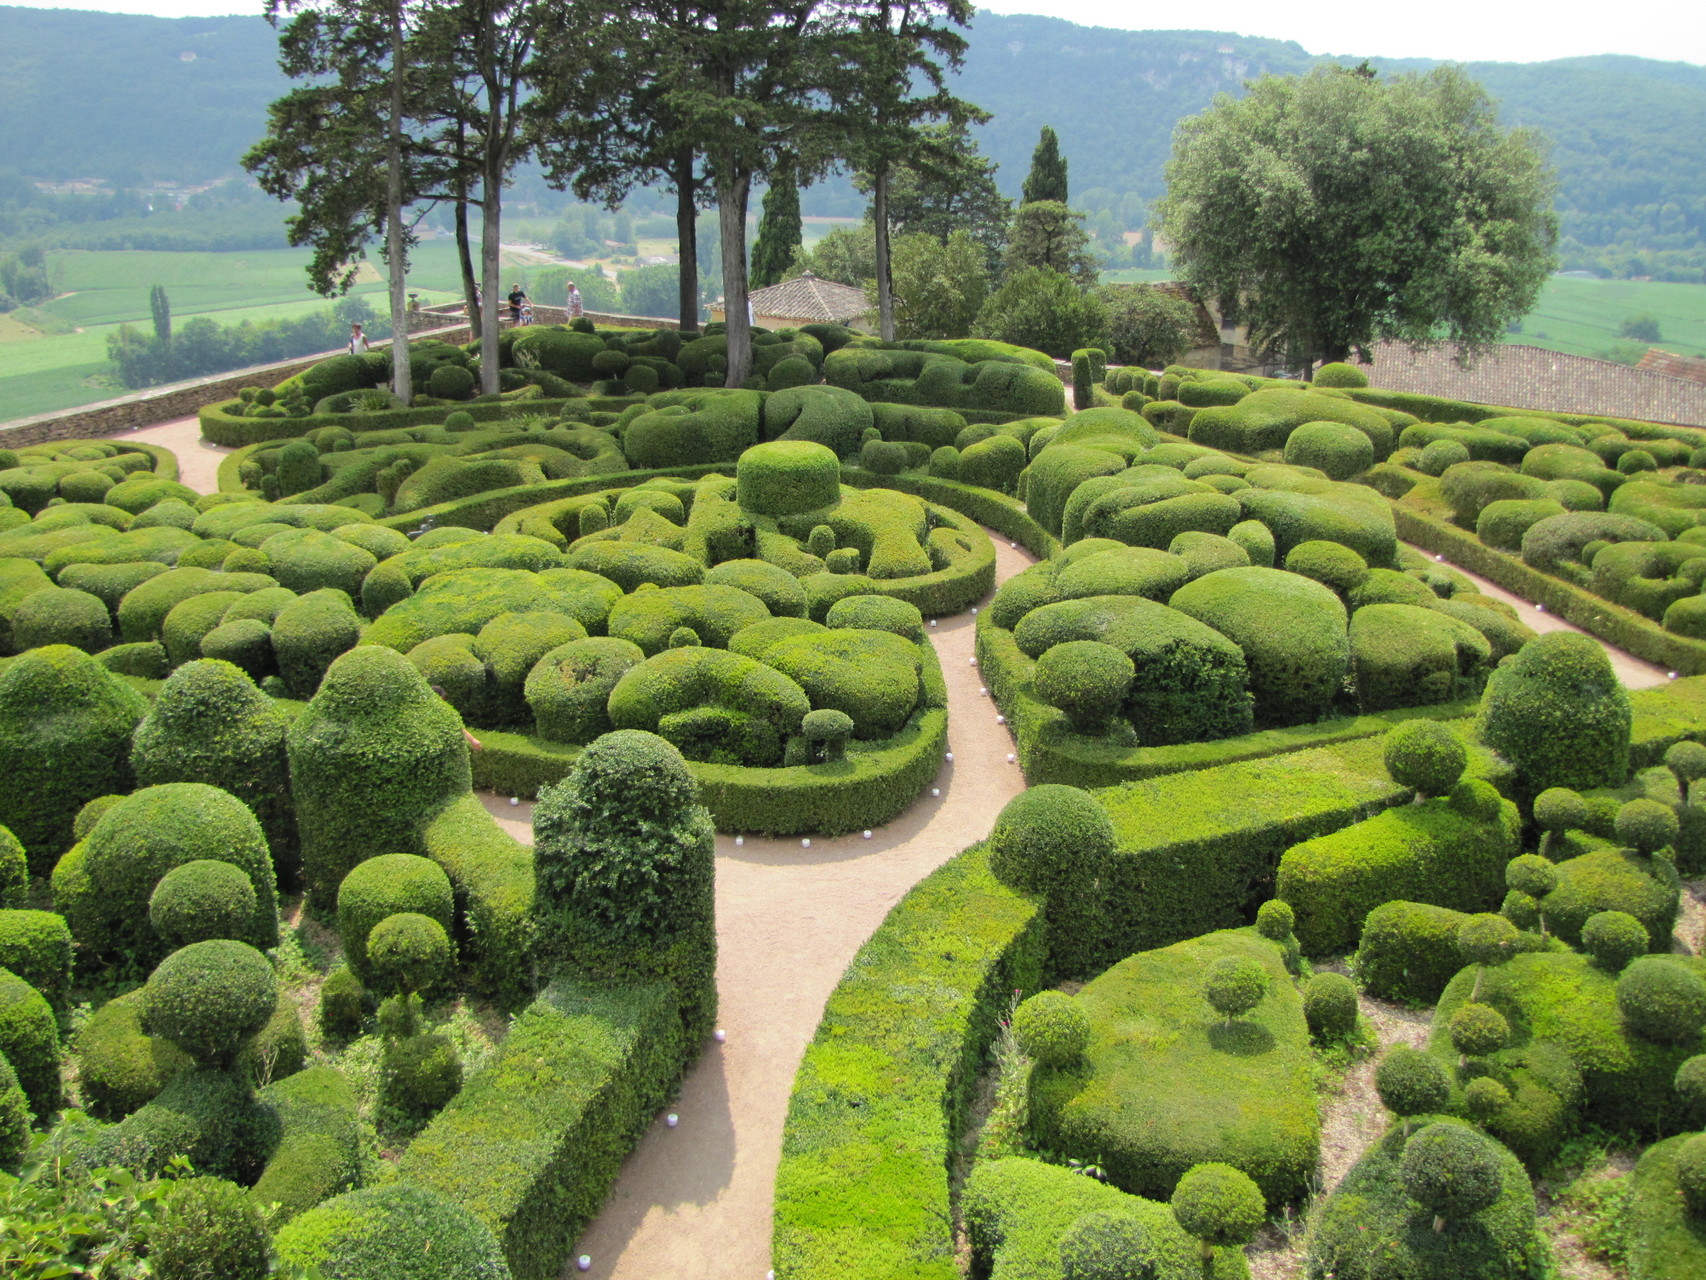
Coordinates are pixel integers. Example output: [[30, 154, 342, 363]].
[[5, 0, 1705, 67]]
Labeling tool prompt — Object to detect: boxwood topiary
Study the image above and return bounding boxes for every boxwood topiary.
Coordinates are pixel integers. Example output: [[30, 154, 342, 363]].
[[1384, 720, 1468, 798], [273, 588, 364, 700], [0, 644, 147, 874], [1302, 971, 1358, 1041], [761, 628, 923, 740], [1477, 631, 1631, 797], [287, 646, 471, 906], [273, 1183, 513, 1280], [1618, 957, 1706, 1045], [0, 969, 59, 1118], [0, 827, 24, 910], [12, 585, 113, 652], [1034, 640, 1137, 734], [0, 1052, 27, 1172], [524, 636, 646, 745], [738, 440, 843, 518], [1583, 909, 1649, 972], [318, 965, 366, 1039], [379, 1030, 462, 1124], [151, 1176, 272, 1280], [989, 785, 1116, 981], [149, 860, 258, 949], [1355, 900, 1473, 1004], [0, 910, 71, 1012], [77, 782, 279, 967], [131, 658, 298, 886], [1169, 1162, 1266, 1263], [143, 938, 279, 1068], [1400, 1122, 1507, 1231], [1012, 989, 1091, 1067], [1284, 421, 1374, 480]]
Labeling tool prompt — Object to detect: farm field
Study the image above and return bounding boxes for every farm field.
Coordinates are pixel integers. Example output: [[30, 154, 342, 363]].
[[1516, 273, 1706, 361]]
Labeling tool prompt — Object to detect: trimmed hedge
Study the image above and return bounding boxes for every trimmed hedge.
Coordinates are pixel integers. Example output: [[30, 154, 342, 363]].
[[0, 910, 71, 1012], [1030, 927, 1319, 1206], [397, 977, 683, 1280], [1629, 1133, 1706, 1280], [772, 844, 1045, 1280], [274, 1183, 512, 1280], [1354, 900, 1472, 1004], [0, 968, 60, 1118], [418, 793, 536, 1007], [1275, 789, 1521, 956]]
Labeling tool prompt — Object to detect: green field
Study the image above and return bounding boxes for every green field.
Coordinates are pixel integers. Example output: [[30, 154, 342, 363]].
[[1512, 275, 1706, 362]]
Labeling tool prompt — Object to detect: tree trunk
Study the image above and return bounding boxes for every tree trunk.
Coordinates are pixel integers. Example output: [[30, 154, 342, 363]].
[[717, 165, 752, 387], [385, 0, 412, 405], [675, 149, 699, 335], [874, 160, 894, 341], [455, 191, 481, 341], [480, 156, 503, 395]]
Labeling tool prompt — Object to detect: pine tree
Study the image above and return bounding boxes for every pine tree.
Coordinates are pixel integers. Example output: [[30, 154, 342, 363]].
[[749, 170, 802, 289], [1021, 125, 1068, 204]]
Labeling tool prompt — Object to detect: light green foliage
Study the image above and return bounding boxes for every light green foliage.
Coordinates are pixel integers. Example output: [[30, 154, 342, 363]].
[[737, 439, 842, 517], [1630, 1134, 1706, 1278], [1619, 957, 1706, 1044], [151, 1176, 272, 1280], [0, 970, 59, 1118], [524, 636, 646, 745], [1384, 720, 1469, 796], [1302, 971, 1359, 1040], [367, 911, 454, 1002], [0, 909, 71, 1011], [1012, 989, 1091, 1067], [337, 853, 455, 987], [1170, 1162, 1266, 1254], [989, 785, 1115, 977], [1584, 909, 1649, 971], [274, 1184, 512, 1280]]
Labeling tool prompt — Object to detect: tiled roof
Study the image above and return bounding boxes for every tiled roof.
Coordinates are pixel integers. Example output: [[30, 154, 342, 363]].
[[1362, 342, 1706, 428], [1637, 348, 1706, 386], [742, 272, 870, 324]]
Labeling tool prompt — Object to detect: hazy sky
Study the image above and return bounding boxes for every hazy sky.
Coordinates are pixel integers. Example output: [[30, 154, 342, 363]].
[[7, 0, 1705, 67]]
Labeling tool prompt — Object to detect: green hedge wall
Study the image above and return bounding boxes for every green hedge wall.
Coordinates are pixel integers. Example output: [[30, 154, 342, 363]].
[[397, 976, 683, 1280], [198, 396, 634, 448], [1629, 1134, 1706, 1280], [417, 793, 537, 1008], [772, 843, 1045, 1280]]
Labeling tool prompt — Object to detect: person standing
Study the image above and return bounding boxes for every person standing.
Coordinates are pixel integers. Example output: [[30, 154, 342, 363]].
[[567, 281, 583, 319], [507, 282, 527, 326], [348, 322, 369, 355]]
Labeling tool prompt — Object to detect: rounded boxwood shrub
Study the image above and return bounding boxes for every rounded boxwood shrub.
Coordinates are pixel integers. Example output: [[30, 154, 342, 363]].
[[78, 782, 278, 967], [1302, 971, 1358, 1040], [1450, 1002, 1511, 1059], [988, 785, 1115, 977], [1477, 632, 1631, 795], [737, 439, 841, 517], [287, 646, 470, 906], [1617, 798, 1679, 854], [1170, 1162, 1265, 1261], [1582, 909, 1648, 971], [0, 1053, 28, 1172], [1383, 720, 1468, 798], [337, 854, 455, 987], [0, 971, 59, 1118], [319, 965, 365, 1039], [1401, 1122, 1503, 1229], [1533, 787, 1589, 856], [143, 938, 278, 1067], [366, 912, 454, 1004], [1676, 1133, 1706, 1215], [150, 860, 258, 949], [273, 1183, 512, 1280], [1058, 1211, 1158, 1280], [272, 588, 364, 701], [151, 1176, 272, 1280], [1616, 956, 1706, 1043], [0, 909, 72, 1012], [1464, 1075, 1512, 1124], [1011, 990, 1091, 1067], [0, 644, 147, 874], [1376, 1045, 1450, 1133], [801, 708, 854, 761], [1416, 438, 1473, 477], [0, 827, 25, 910], [130, 659, 296, 887], [706, 560, 810, 620], [525, 636, 646, 745], [1283, 539, 1369, 595], [12, 586, 112, 652], [1202, 954, 1270, 1025], [1313, 362, 1368, 389], [199, 619, 275, 682], [823, 594, 922, 637], [1284, 420, 1374, 480], [1034, 640, 1136, 734], [1256, 899, 1295, 942]]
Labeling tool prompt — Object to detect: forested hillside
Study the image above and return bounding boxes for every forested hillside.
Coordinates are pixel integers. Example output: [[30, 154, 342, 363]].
[[0, 7, 1701, 279]]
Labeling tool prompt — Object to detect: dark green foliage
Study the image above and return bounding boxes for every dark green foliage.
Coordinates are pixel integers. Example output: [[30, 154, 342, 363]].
[[367, 912, 454, 1004], [1519, 510, 1667, 577], [1170, 1162, 1265, 1253], [1169, 566, 1348, 726], [380, 1031, 462, 1124], [1385, 720, 1469, 796], [151, 1176, 271, 1280], [1619, 797, 1680, 853], [988, 784, 1114, 977], [1059, 1210, 1161, 1280], [273, 1183, 512, 1280], [1277, 792, 1519, 956], [149, 860, 257, 949], [0, 644, 147, 873], [1256, 900, 1295, 941], [1356, 901, 1474, 1003], [1376, 1045, 1452, 1131], [1679, 1134, 1706, 1216], [1303, 971, 1359, 1040], [0, 910, 70, 1012], [763, 385, 875, 459], [1676, 1054, 1706, 1126], [200, 618, 275, 681], [608, 647, 810, 763], [1012, 989, 1090, 1067], [1478, 631, 1631, 795], [1401, 1122, 1504, 1226], [249, 1063, 363, 1226], [776, 846, 1046, 1280], [972, 266, 1112, 359], [287, 646, 471, 906], [1034, 640, 1136, 732], [74, 782, 278, 967], [1541, 844, 1679, 950], [143, 938, 278, 1067], [337, 853, 455, 987], [12, 585, 112, 652], [737, 439, 842, 517], [81, 1063, 269, 1183], [1031, 928, 1318, 1204], [319, 965, 365, 1039], [1284, 420, 1374, 480], [0, 827, 26, 909], [532, 731, 716, 1043], [1350, 603, 1491, 712], [397, 978, 682, 1280], [1202, 954, 1270, 1024], [1313, 363, 1369, 389], [801, 708, 854, 761], [1583, 909, 1649, 971], [1463, 1075, 1512, 1123], [1284, 539, 1369, 594], [0, 970, 58, 1118], [0, 1053, 27, 1172], [131, 658, 296, 885], [1618, 957, 1706, 1044], [75, 986, 191, 1118], [1477, 499, 1567, 553]]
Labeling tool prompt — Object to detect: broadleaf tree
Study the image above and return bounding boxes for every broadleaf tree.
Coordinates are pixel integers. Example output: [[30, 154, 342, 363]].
[[1157, 63, 1558, 369]]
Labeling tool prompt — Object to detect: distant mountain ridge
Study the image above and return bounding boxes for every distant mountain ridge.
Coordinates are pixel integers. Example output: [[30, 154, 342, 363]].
[[1, 7, 1701, 275]]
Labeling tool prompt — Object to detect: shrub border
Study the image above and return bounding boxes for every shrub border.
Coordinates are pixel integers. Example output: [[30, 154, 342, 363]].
[[198, 395, 641, 448]]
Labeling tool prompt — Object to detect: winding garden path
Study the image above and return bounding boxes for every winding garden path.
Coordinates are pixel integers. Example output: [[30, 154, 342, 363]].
[[115, 406, 1676, 1280]]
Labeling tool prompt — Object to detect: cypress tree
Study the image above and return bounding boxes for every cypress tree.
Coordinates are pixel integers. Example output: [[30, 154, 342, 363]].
[[749, 170, 803, 290], [1021, 125, 1069, 205], [149, 284, 172, 346]]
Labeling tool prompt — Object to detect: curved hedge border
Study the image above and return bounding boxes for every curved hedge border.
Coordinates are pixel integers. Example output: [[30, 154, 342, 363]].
[[840, 466, 1060, 560], [198, 395, 640, 448], [772, 843, 1045, 1280], [464, 640, 949, 835], [1391, 498, 1706, 675]]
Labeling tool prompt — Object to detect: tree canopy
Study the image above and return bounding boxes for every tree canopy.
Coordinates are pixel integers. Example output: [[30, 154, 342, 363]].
[[1021, 124, 1068, 204], [1157, 64, 1558, 368]]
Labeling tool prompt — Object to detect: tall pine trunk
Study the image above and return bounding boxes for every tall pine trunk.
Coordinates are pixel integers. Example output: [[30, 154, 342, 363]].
[[455, 190, 481, 341], [480, 161, 502, 395], [675, 149, 699, 334], [717, 165, 752, 387], [385, 0, 412, 404], [874, 160, 894, 341]]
